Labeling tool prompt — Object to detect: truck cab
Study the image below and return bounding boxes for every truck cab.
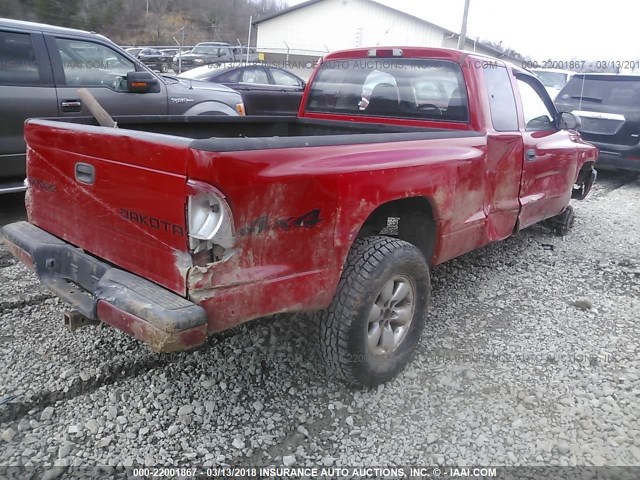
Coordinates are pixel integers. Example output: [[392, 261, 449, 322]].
[[0, 18, 246, 194]]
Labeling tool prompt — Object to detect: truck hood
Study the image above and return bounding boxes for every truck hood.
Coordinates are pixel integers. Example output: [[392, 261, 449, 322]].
[[173, 53, 261, 63], [167, 77, 239, 94], [176, 53, 216, 60]]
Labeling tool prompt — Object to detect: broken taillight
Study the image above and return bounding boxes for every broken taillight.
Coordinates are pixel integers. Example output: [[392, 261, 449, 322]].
[[186, 181, 235, 263]]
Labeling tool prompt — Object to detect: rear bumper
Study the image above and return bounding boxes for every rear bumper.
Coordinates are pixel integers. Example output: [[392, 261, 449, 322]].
[[0, 180, 27, 194], [1, 221, 207, 352], [596, 151, 640, 172], [141, 60, 165, 69]]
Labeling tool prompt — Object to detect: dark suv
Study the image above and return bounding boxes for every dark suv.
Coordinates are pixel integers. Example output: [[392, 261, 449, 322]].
[[0, 18, 246, 194], [556, 74, 640, 171]]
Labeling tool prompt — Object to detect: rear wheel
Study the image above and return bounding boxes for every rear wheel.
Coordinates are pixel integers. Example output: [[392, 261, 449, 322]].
[[317, 236, 430, 386]]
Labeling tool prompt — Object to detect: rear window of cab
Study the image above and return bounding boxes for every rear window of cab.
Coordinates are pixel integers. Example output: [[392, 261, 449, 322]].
[[306, 58, 469, 122]]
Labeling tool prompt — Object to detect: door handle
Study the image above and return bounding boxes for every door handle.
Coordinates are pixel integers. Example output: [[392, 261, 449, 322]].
[[61, 100, 82, 112], [525, 149, 537, 161], [75, 162, 95, 185]]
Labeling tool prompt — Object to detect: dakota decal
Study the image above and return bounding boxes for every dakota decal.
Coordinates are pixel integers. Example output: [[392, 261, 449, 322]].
[[119, 208, 184, 237], [28, 177, 56, 192]]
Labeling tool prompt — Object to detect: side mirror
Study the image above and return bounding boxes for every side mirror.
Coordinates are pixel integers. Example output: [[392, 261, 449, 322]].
[[558, 111, 581, 130], [127, 71, 158, 93]]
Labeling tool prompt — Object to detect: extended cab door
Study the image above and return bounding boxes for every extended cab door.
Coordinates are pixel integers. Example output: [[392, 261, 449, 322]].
[[0, 29, 58, 190], [44, 35, 168, 117], [515, 74, 578, 229], [481, 65, 525, 242]]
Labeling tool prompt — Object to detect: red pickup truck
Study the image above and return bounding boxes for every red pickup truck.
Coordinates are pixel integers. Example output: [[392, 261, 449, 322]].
[[2, 47, 597, 386]]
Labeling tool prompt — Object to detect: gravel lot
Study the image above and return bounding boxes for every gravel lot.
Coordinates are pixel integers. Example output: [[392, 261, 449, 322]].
[[1, 172, 639, 474]]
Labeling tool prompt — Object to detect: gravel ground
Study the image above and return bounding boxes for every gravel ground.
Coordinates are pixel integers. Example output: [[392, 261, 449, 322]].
[[0, 172, 639, 474]]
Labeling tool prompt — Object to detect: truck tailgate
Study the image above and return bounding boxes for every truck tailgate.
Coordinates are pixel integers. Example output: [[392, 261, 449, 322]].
[[24, 119, 193, 295]]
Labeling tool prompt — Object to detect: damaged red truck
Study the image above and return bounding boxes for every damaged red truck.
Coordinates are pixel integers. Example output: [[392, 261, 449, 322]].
[[1, 47, 597, 386]]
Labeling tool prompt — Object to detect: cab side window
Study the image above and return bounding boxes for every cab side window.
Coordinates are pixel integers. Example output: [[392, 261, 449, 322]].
[[55, 38, 134, 90], [517, 79, 555, 131], [0, 31, 42, 85], [483, 66, 518, 131]]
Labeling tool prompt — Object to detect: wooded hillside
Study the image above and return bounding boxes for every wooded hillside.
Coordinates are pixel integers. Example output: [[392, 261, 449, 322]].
[[0, 0, 286, 46]]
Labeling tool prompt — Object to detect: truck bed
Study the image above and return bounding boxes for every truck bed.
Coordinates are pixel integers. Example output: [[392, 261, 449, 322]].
[[55, 115, 483, 151], [19, 114, 484, 304]]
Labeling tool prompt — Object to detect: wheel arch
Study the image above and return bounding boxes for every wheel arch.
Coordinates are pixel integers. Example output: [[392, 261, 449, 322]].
[[353, 196, 439, 265], [573, 160, 597, 200], [182, 101, 237, 116]]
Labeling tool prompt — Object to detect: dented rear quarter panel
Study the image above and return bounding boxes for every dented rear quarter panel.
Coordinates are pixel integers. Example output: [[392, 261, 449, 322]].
[[186, 136, 487, 331]]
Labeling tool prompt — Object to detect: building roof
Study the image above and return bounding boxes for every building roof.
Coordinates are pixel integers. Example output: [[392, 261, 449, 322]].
[[252, 0, 517, 60], [254, 0, 451, 34]]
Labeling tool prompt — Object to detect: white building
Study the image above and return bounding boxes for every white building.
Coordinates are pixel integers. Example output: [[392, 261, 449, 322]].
[[253, 0, 513, 61]]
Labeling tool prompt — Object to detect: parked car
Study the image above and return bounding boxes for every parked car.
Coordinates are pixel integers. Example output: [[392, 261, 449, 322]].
[[124, 47, 143, 57], [556, 73, 640, 171], [126, 47, 171, 72], [2, 47, 597, 387], [173, 42, 260, 72], [177, 64, 306, 115], [530, 68, 575, 100], [160, 48, 181, 57], [0, 18, 246, 194]]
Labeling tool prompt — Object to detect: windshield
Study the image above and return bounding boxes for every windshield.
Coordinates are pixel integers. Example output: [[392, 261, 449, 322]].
[[532, 71, 568, 89], [306, 58, 468, 121], [558, 76, 640, 106], [192, 45, 221, 54]]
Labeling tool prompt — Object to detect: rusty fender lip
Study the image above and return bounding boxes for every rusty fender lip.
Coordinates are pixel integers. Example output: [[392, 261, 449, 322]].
[[1, 221, 207, 352]]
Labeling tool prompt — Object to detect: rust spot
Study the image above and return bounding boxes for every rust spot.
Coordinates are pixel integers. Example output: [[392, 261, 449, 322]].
[[96, 300, 207, 353]]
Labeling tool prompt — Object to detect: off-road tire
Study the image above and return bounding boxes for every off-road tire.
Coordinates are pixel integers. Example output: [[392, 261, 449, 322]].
[[317, 236, 431, 387]]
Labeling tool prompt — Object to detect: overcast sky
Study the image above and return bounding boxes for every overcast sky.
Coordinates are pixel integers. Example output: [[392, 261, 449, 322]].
[[288, 0, 638, 60]]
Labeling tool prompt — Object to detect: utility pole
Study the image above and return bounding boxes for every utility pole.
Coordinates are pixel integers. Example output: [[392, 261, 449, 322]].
[[457, 0, 471, 50], [246, 16, 252, 63]]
